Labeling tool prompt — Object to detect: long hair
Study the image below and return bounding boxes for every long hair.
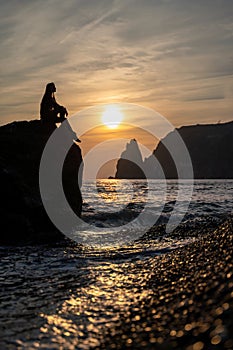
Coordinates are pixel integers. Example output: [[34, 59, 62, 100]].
[[44, 82, 56, 98], [40, 82, 56, 120]]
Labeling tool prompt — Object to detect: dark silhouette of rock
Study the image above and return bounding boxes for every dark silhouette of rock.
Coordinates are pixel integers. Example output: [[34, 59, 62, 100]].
[[150, 121, 233, 179], [0, 120, 83, 245], [115, 121, 233, 179], [115, 139, 146, 179]]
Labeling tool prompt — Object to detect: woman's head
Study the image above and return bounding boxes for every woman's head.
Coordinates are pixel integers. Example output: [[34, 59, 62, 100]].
[[45, 82, 56, 94]]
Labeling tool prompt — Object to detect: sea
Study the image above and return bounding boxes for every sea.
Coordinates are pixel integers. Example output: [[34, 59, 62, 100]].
[[0, 179, 232, 349]]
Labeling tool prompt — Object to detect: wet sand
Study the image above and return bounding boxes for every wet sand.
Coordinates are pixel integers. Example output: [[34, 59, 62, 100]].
[[98, 216, 233, 349]]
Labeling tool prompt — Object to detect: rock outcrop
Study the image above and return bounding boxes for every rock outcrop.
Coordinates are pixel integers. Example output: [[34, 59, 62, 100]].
[[115, 139, 146, 179], [150, 121, 233, 179], [0, 120, 83, 244], [115, 121, 233, 179]]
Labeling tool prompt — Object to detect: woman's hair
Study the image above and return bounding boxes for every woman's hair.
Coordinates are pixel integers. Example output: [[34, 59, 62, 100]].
[[45, 82, 56, 94]]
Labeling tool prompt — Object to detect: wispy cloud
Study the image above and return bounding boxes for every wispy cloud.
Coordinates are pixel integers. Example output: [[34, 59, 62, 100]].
[[0, 0, 232, 125]]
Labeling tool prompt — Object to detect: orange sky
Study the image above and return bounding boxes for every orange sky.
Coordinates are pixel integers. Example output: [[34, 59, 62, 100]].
[[80, 123, 158, 178], [67, 102, 174, 178]]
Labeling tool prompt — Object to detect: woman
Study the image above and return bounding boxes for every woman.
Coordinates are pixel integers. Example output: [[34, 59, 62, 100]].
[[40, 82, 68, 123], [40, 82, 81, 142]]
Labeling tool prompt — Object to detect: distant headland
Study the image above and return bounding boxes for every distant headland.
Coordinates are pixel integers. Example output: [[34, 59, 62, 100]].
[[115, 121, 233, 179]]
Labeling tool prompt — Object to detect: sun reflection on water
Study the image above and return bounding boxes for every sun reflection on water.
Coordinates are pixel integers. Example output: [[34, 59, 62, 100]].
[[38, 261, 154, 349], [96, 180, 119, 203]]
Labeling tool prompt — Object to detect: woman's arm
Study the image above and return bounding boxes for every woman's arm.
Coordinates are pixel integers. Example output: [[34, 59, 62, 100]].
[[53, 97, 68, 115]]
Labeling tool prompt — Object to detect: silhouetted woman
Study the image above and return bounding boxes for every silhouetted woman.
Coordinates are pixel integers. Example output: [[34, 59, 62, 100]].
[[40, 82, 68, 123], [40, 82, 81, 142]]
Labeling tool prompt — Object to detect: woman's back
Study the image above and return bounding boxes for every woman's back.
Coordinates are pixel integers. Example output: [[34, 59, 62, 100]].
[[40, 83, 59, 123]]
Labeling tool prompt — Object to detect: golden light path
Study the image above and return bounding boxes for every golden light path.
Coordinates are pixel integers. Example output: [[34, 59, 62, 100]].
[[101, 104, 123, 129]]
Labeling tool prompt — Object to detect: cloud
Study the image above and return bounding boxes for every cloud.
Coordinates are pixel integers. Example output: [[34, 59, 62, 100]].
[[0, 0, 232, 126]]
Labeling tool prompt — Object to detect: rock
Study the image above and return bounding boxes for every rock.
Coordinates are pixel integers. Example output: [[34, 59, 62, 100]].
[[115, 139, 146, 179], [115, 121, 233, 179], [0, 120, 83, 245], [150, 121, 233, 179]]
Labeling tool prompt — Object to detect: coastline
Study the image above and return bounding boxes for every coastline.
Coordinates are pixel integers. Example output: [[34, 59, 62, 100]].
[[98, 216, 233, 349], [0, 216, 232, 349]]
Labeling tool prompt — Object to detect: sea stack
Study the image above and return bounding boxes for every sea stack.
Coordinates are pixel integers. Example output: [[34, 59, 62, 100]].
[[115, 139, 146, 179]]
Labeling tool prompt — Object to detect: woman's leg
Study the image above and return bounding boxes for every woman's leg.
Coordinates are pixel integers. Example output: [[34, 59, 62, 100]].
[[59, 107, 67, 122], [59, 110, 81, 142]]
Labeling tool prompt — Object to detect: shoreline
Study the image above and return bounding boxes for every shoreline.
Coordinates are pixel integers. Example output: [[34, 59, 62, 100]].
[[97, 216, 233, 349], [0, 216, 232, 349]]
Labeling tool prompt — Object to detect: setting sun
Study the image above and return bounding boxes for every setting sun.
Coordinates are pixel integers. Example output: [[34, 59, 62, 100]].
[[102, 105, 123, 129]]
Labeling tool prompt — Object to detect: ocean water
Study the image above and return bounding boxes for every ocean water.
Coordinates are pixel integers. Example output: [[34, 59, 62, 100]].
[[80, 179, 233, 245], [82, 179, 233, 219], [0, 180, 232, 349]]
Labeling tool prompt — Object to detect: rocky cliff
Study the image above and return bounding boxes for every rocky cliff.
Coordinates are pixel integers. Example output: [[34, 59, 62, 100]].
[[0, 120, 83, 244], [151, 121, 233, 179], [115, 121, 233, 179], [115, 139, 146, 179]]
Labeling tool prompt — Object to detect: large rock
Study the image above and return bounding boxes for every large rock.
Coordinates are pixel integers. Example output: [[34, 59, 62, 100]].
[[0, 120, 83, 244], [115, 139, 146, 179], [115, 121, 233, 179], [148, 121, 233, 179]]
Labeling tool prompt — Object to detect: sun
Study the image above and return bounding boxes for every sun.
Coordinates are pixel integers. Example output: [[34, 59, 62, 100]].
[[102, 105, 123, 129]]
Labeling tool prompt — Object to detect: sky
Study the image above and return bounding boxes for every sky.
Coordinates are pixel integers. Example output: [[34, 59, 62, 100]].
[[0, 0, 232, 177], [1, 0, 232, 124]]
